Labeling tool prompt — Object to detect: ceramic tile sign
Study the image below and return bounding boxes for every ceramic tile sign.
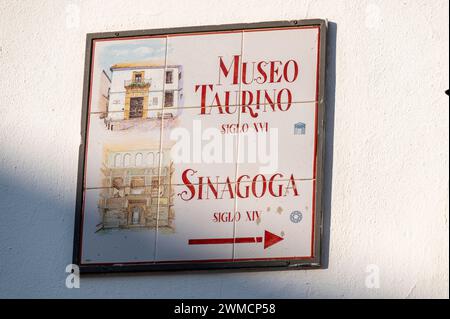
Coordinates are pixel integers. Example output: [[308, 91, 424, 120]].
[[73, 20, 327, 273]]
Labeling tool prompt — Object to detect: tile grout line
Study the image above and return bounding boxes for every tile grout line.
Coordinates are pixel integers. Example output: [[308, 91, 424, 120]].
[[85, 179, 317, 190], [85, 178, 316, 192], [232, 31, 245, 261], [154, 35, 169, 263], [89, 100, 319, 114]]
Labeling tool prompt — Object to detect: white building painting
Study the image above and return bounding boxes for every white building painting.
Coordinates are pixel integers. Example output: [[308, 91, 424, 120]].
[[104, 61, 183, 130]]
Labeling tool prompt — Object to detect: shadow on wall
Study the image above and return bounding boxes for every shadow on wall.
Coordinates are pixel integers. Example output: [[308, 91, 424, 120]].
[[0, 22, 337, 298], [0, 162, 77, 297]]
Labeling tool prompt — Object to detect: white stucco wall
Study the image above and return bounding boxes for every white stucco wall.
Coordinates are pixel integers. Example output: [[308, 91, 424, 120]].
[[0, 0, 448, 298]]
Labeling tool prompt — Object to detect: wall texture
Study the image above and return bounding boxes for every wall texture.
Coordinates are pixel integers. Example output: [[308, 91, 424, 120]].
[[0, 0, 448, 298]]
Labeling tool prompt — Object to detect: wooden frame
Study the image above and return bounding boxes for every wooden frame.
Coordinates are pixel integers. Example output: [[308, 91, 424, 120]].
[[73, 19, 328, 274]]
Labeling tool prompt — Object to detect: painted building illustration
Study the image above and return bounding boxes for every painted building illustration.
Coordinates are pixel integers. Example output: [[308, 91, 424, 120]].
[[104, 61, 183, 130], [94, 70, 112, 118], [97, 144, 175, 231]]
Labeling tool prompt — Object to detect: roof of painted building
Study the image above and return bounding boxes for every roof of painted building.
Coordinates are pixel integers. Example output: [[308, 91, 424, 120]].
[[110, 60, 180, 70]]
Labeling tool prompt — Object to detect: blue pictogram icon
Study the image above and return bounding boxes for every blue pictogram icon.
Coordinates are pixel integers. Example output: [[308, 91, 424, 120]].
[[290, 211, 303, 223], [294, 122, 306, 135]]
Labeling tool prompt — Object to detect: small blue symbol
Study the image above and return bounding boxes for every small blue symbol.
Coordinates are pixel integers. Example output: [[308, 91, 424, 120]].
[[294, 122, 306, 135], [290, 211, 303, 223]]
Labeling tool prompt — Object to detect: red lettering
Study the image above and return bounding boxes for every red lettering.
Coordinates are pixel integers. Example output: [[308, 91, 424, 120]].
[[218, 55, 240, 85], [284, 60, 299, 83]]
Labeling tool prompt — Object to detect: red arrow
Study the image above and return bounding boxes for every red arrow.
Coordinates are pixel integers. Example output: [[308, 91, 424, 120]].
[[188, 230, 283, 249]]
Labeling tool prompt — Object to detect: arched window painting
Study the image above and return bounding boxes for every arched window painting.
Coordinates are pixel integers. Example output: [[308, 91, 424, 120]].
[[135, 153, 143, 166], [147, 152, 154, 166], [123, 153, 131, 167], [114, 154, 122, 167]]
